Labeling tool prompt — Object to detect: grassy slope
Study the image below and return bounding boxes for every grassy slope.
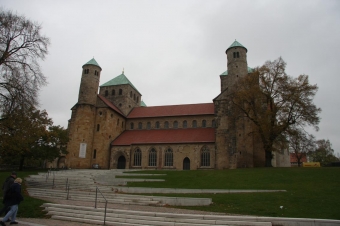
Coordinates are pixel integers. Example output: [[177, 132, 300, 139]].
[[121, 168, 340, 220]]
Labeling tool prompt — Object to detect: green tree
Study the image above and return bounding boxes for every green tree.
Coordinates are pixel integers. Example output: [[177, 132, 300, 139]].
[[0, 107, 52, 170], [309, 139, 338, 166], [231, 57, 321, 166], [0, 9, 50, 114], [34, 125, 69, 163]]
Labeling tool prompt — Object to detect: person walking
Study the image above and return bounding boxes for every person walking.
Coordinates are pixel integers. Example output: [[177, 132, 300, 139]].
[[0, 178, 24, 225], [0, 172, 17, 217], [2, 172, 16, 198]]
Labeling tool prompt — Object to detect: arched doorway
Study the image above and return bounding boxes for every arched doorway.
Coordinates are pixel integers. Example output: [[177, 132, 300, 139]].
[[117, 155, 126, 169], [183, 157, 190, 170]]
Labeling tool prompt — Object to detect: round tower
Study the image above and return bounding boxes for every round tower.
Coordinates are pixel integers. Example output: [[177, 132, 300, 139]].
[[221, 40, 248, 91], [78, 58, 102, 105]]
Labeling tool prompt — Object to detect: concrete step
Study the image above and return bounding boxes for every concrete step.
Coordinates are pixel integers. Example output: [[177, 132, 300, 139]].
[[27, 188, 212, 206], [42, 203, 271, 226]]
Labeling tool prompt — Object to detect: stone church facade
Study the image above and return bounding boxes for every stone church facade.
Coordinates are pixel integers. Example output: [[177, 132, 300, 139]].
[[65, 40, 290, 170]]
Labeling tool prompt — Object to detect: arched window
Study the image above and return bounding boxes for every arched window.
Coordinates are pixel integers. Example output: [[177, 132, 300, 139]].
[[155, 121, 160, 129], [201, 146, 210, 167], [93, 149, 97, 159], [164, 121, 169, 129], [138, 122, 143, 129], [112, 89, 115, 95], [183, 120, 187, 128], [130, 91, 132, 97], [105, 90, 108, 96], [202, 120, 206, 128], [164, 148, 173, 167], [192, 120, 197, 128], [119, 89, 122, 95], [134, 94, 136, 100], [96, 124, 100, 131], [212, 120, 216, 128], [173, 121, 178, 129], [147, 122, 151, 130], [134, 149, 141, 166], [136, 96, 139, 103], [148, 148, 157, 166]]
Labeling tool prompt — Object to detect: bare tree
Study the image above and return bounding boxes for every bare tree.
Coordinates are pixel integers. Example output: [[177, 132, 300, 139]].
[[0, 9, 50, 114], [287, 128, 315, 167], [231, 57, 321, 166]]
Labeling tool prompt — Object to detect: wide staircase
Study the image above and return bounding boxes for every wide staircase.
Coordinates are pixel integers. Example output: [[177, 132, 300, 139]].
[[42, 203, 272, 226]]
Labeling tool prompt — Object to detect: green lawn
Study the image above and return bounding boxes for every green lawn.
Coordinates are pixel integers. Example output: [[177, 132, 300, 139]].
[[119, 168, 340, 220]]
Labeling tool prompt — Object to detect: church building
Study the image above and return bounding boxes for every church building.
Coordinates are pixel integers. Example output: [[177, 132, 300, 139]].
[[64, 40, 290, 170]]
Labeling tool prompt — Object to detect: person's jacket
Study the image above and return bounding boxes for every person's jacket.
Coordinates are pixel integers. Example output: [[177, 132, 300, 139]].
[[3, 182, 23, 206], [2, 176, 15, 196]]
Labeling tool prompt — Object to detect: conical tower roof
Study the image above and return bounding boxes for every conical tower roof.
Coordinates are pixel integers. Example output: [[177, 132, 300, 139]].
[[226, 40, 247, 53], [83, 58, 101, 69]]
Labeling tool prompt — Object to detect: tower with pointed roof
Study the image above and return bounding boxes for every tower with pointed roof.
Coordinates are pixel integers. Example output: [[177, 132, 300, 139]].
[[78, 58, 102, 105]]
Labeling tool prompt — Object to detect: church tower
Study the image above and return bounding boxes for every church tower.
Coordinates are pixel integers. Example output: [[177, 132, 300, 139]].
[[220, 40, 248, 91], [65, 58, 102, 169], [214, 40, 256, 169]]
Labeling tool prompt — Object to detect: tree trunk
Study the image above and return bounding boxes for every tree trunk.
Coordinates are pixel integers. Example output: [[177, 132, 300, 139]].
[[265, 150, 273, 167], [19, 155, 25, 171]]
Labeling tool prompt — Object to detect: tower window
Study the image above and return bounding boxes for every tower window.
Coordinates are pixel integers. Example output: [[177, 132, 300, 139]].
[[130, 122, 134, 129], [96, 124, 100, 132], [233, 52, 240, 58], [105, 90, 108, 96], [112, 89, 115, 95], [119, 89, 122, 95], [93, 149, 97, 159], [134, 94, 136, 100], [84, 69, 89, 74], [130, 91, 132, 97], [95, 70, 98, 76], [136, 96, 139, 103]]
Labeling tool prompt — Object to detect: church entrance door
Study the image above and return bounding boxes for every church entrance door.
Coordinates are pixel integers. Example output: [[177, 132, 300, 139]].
[[183, 157, 190, 170], [117, 156, 126, 169]]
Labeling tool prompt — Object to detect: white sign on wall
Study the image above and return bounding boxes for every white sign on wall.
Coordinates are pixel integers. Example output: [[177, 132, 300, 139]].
[[79, 143, 87, 158]]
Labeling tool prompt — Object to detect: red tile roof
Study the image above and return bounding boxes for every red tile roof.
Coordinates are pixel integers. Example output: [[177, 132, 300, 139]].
[[97, 95, 124, 116], [127, 103, 214, 118], [111, 128, 215, 146]]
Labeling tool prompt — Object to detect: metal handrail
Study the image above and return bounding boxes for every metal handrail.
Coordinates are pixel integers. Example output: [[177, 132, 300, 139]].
[[95, 186, 108, 225]]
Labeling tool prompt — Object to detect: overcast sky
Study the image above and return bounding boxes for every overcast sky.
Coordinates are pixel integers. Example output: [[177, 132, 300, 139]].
[[2, 0, 340, 156]]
